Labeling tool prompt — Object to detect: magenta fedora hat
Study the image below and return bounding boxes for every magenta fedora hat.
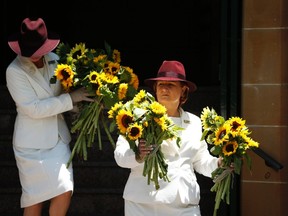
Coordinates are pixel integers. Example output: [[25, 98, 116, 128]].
[[8, 18, 60, 58], [144, 60, 197, 93]]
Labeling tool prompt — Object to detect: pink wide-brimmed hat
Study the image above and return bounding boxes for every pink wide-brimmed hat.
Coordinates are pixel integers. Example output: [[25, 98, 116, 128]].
[[8, 18, 60, 58], [144, 60, 197, 92]]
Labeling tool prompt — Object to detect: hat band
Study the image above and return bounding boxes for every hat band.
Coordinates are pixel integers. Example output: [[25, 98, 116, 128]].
[[158, 71, 185, 79]]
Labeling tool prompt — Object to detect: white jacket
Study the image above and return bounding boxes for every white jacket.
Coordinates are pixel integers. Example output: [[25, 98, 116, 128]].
[[114, 109, 218, 206], [6, 53, 73, 149]]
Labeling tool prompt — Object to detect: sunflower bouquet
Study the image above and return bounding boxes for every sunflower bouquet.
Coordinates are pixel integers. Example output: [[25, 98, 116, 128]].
[[50, 42, 139, 167], [108, 90, 183, 190], [200, 106, 259, 216]]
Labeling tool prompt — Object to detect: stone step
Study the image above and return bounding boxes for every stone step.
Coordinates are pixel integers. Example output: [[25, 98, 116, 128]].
[[0, 110, 15, 136], [0, 160, 128, 216], [0, 171, 220, 216], [0, 86, 15, 110], [0, 189, 125, 216], [0, 137, 128, 216], [0, 138, 118, 162], [0, 160, 129, 189]]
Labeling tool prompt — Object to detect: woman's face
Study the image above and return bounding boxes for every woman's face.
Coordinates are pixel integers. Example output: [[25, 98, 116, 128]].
[[155, 81, 183, 108]]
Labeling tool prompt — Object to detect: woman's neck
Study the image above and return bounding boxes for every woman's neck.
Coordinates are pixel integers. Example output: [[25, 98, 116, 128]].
[[167, 108, 180, 117], [32, 57, 44, 68]]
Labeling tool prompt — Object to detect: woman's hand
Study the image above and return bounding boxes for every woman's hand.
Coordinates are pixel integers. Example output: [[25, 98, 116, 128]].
[[217, 157, 223, 167], [218, 157, 234, 170], [135, 139, 155, 163], [69, 87, 95, 104]]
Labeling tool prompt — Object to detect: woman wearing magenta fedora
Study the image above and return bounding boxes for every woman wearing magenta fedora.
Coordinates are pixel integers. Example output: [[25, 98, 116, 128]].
[[114, 60, 222, 215], [6, 18, 94, 215]]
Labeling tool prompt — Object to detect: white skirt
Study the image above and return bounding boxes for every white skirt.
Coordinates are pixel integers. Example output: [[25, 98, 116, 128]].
[[13, 140, 74, 208], [125, 200, 201, 216]]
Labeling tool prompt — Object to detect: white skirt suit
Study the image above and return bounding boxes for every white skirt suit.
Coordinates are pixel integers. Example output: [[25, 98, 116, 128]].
[[6, 53, 74, 207], [114, 109, 219, 216]]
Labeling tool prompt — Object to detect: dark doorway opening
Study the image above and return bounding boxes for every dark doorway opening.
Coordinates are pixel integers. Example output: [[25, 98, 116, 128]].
[[0, 1, 228, 216]]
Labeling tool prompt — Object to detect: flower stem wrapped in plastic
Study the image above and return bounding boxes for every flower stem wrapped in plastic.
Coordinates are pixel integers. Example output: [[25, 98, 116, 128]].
[[108, 90, 183, 189], [200, 106, 260, 216], [50, 42, 139, 167]]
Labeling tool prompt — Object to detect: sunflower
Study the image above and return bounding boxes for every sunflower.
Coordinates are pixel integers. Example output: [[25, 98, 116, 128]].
[[243, 136, 260, 149], [200, 106, 211, 129], [121, 67, 140, 90], [99, 72, 119, 84], [200, 106, 225, 131], [108, 90, 183, 190], [93, 54, 107, 64], [213, 124, 230, 145], [118, 83, 128, 100], [200, 106, 260, 216], [222, 141, 238, 156], [88, 71, 98, 84], [150, 101, 167, 116], [226, 117, 246, 136], [67, 42, 88, 63], [154, 116, 168, 131], [127, 123, 143, 140], [54, 64, 75, 91], [112, 49, 121, 63], [50, 42, 139, 167], [133, 89, 146, 103], [116, 109, 133, 134], [107, 102, 123, 119], [107, 62, 120, 74]]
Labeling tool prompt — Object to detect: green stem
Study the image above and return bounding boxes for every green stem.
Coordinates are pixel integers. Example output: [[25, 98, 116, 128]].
[[102, 116, 116, 149], [88, 102, 102, 134], [213, 181, 223, 216], [97, 124, 102, 150], [82, 135, 88, 160], [153, 153, 160, 190]]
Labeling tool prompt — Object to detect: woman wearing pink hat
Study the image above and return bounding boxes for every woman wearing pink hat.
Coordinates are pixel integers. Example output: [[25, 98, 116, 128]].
[[114, 60, 222, 215], [6, 18, 93, 216]]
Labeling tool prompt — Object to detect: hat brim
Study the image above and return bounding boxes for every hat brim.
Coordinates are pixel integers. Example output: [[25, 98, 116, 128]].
[[8, 39, 60, 58], [144, 77, 197, 93], [8, 32, 60, 58]]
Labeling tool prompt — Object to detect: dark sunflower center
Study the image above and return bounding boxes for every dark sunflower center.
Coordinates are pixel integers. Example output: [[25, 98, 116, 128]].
[[91, 74, 97, 81], [219, 129, 226, 139], [122, 115, 133, 128], [226, 143, 234, 152], [61, 69, 70, 80], [231, 122, 240, 131], [130, 127, 140, 136]]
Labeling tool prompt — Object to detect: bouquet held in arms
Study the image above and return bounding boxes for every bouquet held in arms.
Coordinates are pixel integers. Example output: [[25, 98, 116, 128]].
[[50, 42, 139, 167], [108, 90, 183, 190], [200, 107, 260, 216]]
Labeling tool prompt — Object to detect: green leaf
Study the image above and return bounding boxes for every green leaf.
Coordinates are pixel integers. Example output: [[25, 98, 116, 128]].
[[233, 157, 243, 175], [200, 129, 209, 141]]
